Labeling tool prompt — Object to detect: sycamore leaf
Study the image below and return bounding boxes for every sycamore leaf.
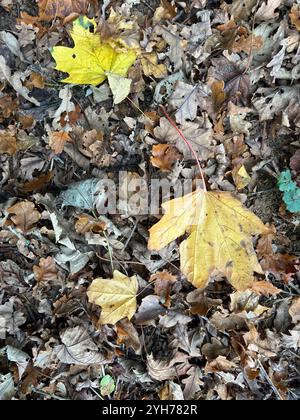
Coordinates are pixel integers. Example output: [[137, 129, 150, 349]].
[[149, 189, 270, 291], [87, 270, 138, 325], [51, 16, 136, 87]]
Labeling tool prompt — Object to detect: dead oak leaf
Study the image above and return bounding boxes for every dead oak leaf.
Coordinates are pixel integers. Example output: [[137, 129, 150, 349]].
[[49, 131, 71, 154], [8, 201, 41, 232], [151, 144, 182, 172], [0, 129, 17, 155], [149, 189, 270, 291], [87, 270, 138, 325], [33, 257, 58, 283]]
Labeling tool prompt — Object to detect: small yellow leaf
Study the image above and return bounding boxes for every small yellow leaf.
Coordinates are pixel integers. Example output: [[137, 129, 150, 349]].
[[149, 189, 270, 291], [87, 270, 138, 325], [51, 16, 136, 86], [232, 164, 251, 190]]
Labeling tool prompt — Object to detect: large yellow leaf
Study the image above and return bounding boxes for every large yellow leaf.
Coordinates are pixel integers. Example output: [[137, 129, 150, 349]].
[[87, 270, 138, 325], [148, 190, 270, 291], [51, 16, 136, 86]]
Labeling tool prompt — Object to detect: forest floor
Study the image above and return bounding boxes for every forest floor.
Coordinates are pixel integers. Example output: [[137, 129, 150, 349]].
[[0, 0, 300, 401]]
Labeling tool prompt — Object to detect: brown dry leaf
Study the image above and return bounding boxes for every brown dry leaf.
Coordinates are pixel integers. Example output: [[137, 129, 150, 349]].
[[290, 149, 300, 173], [290, 5, 300, 31], [186, 289, 222, 316], [149, 189, 270, 291], [250, 281, 281, 297], [154, 0, 177, 23], [256, 0, 283, 21], [75, 214, 106, 235], [116, 318, 142, 355], [26, 72, 45, 89], [151, 144, 182, 172], [0, 129, 17, 156], [243, 327, 281, 358], [151, 270, 177, 307], [141, 53, 167, 78], [159, 381, 184, 400], [154, 117, 213, 161], [33, 257, 59, 283], [211, 57, 251, 107], [8, 201, 41, 232], [87, 271, 138, 325], [30, 0, 95, 22], [147, 352, 188, 381], [21, 172, 53, 193], [205, 356, 237, 374], [211, 80, 226, 114], [49, 131, 71, 154], [134, 295, 166, 324], [289, 297, 300, 324], [211, 312, 247, 332]]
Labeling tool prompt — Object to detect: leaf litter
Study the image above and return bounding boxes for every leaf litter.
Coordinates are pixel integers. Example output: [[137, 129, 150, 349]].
[[0, 0, 299, 401]]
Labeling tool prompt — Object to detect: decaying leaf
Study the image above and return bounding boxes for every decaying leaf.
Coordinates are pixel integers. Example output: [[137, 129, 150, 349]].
[[151, 144, 182, 172], [87, 270, 138, 325], [0, 129, 17, 155], [49, 131, 71, 154], [141, 53, 167, 78], [55, 326, 108, 365], [149, 189, 270, 291], [8, 201, 41, 232], [33, 257, 59, 283], [147, 352, 188, 381]]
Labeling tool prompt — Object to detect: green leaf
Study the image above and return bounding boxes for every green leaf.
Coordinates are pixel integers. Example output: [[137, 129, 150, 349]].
[[278, 170, 296, 192], [283, 189, 300, 213], [278, 170, 300, 213], [100, 374, 115, 397]]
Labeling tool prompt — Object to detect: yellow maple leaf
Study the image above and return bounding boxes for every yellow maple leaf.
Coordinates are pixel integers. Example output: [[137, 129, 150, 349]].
[[51, 16, 137, 86], [148, 189, 270, 291], [87, 270, 138, 325]]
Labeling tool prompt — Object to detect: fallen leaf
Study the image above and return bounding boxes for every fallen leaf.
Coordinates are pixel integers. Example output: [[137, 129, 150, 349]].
[[141, 52, 167, 78], [211, 57, 251, 107], [75, 214, 106, 234], [134, 295, 166, 324], [100, 375, 115, 397], [49, 131, 71, 154], [243, 327, 281, 358], [250, 281, 281, 297], [232, 164, 251, 190], [159, 381, 184, 400], [256, 0, 283, 21], [21, 172, 53, 193], [38, 0, 95, 21], [8, 201, 41, 232], [230, 0, 257, 20], [154, 117, 212, 161], [87, 270, 138, 325], [33, 257, 59, 283], [107, 73, 132, 104], [186, 289, 222, 316], [289, 297, 300, 324], [151, 270, 177, 307], [0, 129, 17, 155], [290, 4, 300, 31], [205, 356, 237, 374], [149, 189, 270, 291], [151, 144, 182, 172], [52, 16, 136, 86], [182, 366, 203, 400], [54, 325, 108, 365], [116, 318, 142, 354], [147, 352, 188, 381], [169, 81, 210, 124]]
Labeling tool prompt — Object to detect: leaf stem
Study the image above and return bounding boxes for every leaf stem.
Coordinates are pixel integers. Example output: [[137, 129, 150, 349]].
[[160, 106, 207, 192]]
